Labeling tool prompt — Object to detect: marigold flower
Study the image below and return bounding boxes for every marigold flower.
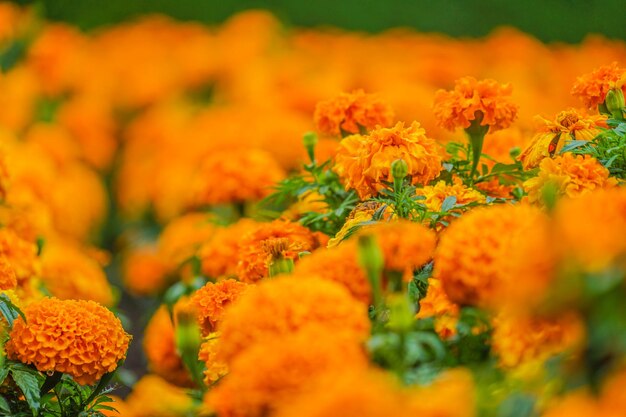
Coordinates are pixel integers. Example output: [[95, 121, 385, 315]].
[[519, 109, 606, 169], [433, 76, 518, 132], [571, 62, 626, 109], [209, 326, 369, 417], [190, 148, 285, 207], [416, 278, 460, 340], [281, 191, 328, 221], [406, 369, 476, 417], [235, 220, 326, 283], [144, 305, 193, 387], [191, 279, 249, 335], [334, 122, 442, 199], [125, 375, 194, 417], [6, 298, 130, 385], [0, 152, 9, 201], [293, 240, 370, 304], [40, 240, 114, 306], [0, 257, 17, 290], [199, 219, 259, 279], [523, 154, 617, 206], [474, 178, 515, 199], [0, 228, 40, 284], [158, 212, 217, 272], [218, 275, 370, 362], [122, 246, 170, 296], [314, 89, 394, 137], [99, 396, 133, 417], [553, 187, 626, 272], [416, 179, 487, 228], [199, 333, 228, 386], [492, 312, 584, 369], [435, 204, 555, 312], [327, 201, 392, 248]]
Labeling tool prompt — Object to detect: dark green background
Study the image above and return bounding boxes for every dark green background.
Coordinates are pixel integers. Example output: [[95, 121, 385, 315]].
[[12, 0, 626, 43]]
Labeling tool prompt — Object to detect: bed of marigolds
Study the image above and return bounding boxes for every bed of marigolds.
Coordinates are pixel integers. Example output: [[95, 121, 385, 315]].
[[1, 3, 626, 417]]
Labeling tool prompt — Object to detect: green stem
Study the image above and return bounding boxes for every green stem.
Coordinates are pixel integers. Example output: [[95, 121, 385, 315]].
[[465, 112, 489, 184]]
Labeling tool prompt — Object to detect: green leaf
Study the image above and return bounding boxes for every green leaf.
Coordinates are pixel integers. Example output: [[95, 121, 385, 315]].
[[10, 366, 41, 415], [0, 396, 10, 414], [560, 139, 589, 153], [440, 196, 457, 213]]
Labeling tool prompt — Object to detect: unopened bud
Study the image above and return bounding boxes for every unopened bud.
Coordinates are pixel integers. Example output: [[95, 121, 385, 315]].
[[605, 88, 625, 119], [391, 159, 409, 181], [303, 131, 318, 163], [387, 293, 415, 332]]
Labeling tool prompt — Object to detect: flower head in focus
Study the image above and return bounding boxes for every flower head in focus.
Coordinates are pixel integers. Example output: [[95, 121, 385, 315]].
[[571, 62, 626, 109], [191, 279, 249, 335]]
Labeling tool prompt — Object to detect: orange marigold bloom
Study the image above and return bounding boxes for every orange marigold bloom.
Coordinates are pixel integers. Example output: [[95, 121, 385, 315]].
[[190, 148, 285, 207], [6, 298, 130, 385], [99, 396, 133, 417], [571, 62, 626, 108], [0, 257, 17, 290], [492, 312, 584, 369], [40, 240, 114, 306], [144, 305, 193, 387], [199, 333, 228, 386], [199, 219, 259, 279], [235, 220, 325, 283], [314, 89, 394, 137], [293, 240, 370, 304], [553, 187, 626, 272], [519, 109, 606, 170], [158, 212, 217, 272], [416, 179, 487, 229], [125, 375, 194, 417], [433, 76, 518, 132], [0, 227, 40, 284], [0, 152, 9, 201], [209, 326, 368, 417], [123, 246, 170, 296], [334, 121, 442, 199], [274, 369, 410, 417], [435, 204, 555, 312], [474, 178, 515, 199], [523, 154, 617, 206], [416, 278, 460, 340], [406, 369, 476, 417], [218, 275, 370, 362], [191, 279, 249, 335]]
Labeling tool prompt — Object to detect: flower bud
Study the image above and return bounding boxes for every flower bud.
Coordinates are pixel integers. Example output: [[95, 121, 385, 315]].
[[605, 88, 625, 119], [391, 159, 409, 181], [303, 131, 318, 163]]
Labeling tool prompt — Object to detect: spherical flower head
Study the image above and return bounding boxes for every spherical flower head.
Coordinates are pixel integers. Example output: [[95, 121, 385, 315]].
[[0, 256, 17, 290], [314, 89, 394, 137], [218, 275, 370, 362], [523, 154, 617, 206], [190, 148, 285, 207], [158, 212, 217, 273], [191, 279, 249, 335], [6, 298, 130, 385], [553, 187, 626, 272], [123, 246, 169, 296], [144, 304, 193, 387], [435, 204, 555, 312], [571, 62, 626, 109], [40, 240, 114, 306], [293, 240, 370, 304], [199, 219, 259, 279], [274, 369, 410, 417], [416, 278, 460, 340], [334, 121, 443, 199], [236, 220, 326, 283], [199, 333, 228, 386], [491, 312, 584, 369], [125, 374, 194, 417], [519, 109, 606, 170], [433, 76, 518, 132], [209, 326, 369, 417]]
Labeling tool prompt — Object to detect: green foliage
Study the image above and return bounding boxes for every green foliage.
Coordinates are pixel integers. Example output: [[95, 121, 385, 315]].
[[0, 294, 25, 328], [568, 118, 626, 178]]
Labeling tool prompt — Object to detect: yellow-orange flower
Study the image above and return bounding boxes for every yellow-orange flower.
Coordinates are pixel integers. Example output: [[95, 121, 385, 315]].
[[235, 220, 326, 283], [405, 369, 476, 417], [523, 154, 617, 206], [199, 219, 259, 279], [125, 375, 194, 417], [6, 298, 130, 385], [190, 148, 285, 207], [99, 396, 133, 417], [491, 312, 584, 369], [122, 246, 169, 296], [435, 204, 555, 312], [293, 240, 370, 304], [0, 228, 40, 284], [314, 89, 394, 137], [218, 275, 370, 362], [327, 201, 392, 248], [334, 121, 442, 199], [0, 257, 17, 290], [433, 76, 518, 131], [40, 240, 114, 306], [209, 326, 368, 417], [520, 109, 606, 169], [199, 333, 228, 386], [571, 62, 626, 108], [416, 279, 460, 340], [143, 305, 193, 387], [0, 152, 9, 201], [191, 279, 249, 335], [416, 179, 487, 229], [158, 212, 217, 272]]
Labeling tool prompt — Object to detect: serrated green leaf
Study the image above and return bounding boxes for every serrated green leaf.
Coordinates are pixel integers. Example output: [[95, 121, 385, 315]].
[[10, 367, 40, 415]]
